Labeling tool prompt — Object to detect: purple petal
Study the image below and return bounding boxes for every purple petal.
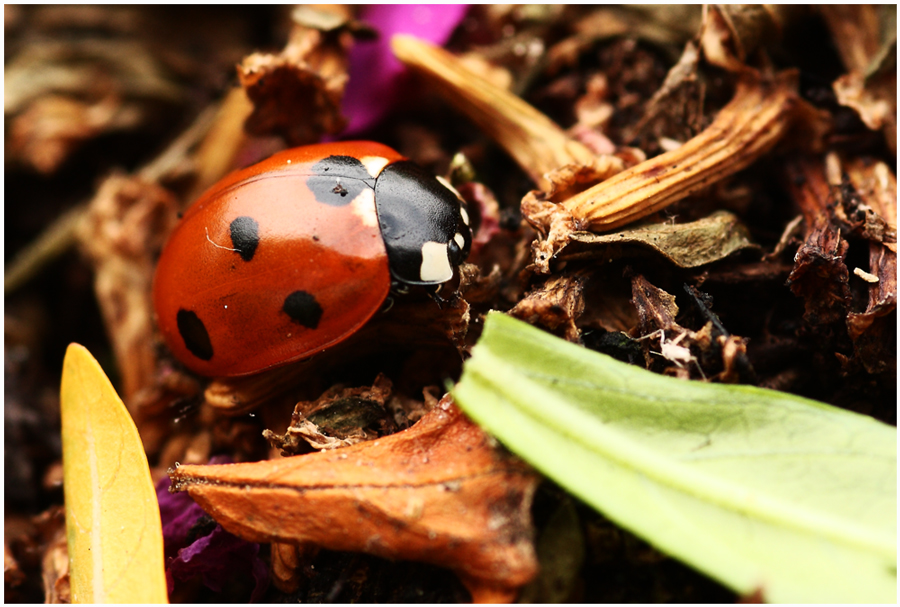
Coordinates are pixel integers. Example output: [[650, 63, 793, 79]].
[[158, 456, 269, 601], [169, 525, 268, 600], [342, 5, 470, 135]]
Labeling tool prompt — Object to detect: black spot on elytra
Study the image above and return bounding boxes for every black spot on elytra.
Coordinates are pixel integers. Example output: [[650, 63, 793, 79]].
[[229, 216, 259, 261], [176, 309, 213, 361], [306, 155, 374, 206], [283, 290, 323, 329]]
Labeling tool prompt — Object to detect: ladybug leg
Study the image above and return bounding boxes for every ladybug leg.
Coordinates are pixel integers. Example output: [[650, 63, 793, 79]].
[[427, 284, 448, 309]]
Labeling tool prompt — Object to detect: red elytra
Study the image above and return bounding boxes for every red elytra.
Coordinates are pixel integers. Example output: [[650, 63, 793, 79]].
[[153, 142, 404, 376]]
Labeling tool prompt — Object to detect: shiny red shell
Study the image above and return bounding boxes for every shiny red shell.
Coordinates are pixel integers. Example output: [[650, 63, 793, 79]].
[[153, 141, 405, 377]]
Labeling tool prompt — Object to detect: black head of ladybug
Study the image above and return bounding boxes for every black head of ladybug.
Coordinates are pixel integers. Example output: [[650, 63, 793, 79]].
[[373, 161, 472, 287]]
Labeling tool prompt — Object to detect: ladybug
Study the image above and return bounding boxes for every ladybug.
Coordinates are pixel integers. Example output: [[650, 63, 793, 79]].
[[152, 141, 471, 377]]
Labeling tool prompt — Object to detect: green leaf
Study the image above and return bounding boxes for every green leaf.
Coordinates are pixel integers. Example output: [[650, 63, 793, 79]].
[[60, 343, 168, 604], [453, 312, 896, 603]]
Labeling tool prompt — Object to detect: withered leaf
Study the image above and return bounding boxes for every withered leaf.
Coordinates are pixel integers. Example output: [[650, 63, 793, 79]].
[[169, 398, 539, 602], [564, 210, 758, 268]]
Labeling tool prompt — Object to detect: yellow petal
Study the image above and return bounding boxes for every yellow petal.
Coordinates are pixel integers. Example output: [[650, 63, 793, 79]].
[[60, 343, 167, 604]]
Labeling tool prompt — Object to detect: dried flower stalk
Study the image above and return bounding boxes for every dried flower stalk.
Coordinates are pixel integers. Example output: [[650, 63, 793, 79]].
[[391, 34, 602, 191], [561, 70, 799, 232]]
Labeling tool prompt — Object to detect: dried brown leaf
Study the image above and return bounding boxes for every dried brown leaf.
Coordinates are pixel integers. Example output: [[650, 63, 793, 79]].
[[169, 399, 539, 602], [819, 5, 893, 74], [820, 6, 897, 154], [633, 40, 704, 147]]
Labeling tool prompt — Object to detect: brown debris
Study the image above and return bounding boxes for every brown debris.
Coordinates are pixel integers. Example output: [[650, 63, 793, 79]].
[[5, 33, 182, 173], [820, 5, 897, 155], [238, 5, 356, 145], [509, 271, 587, 342], [264, 374, 397, 453], [844, 159, 897, 374], [630, 275, 752, 382], [784, 158, 852, 326], [699, 5, 797, 72], [7, 6, 897, 603], [170, 398, 539, 602], [75, 174, 180, 406], [523, 70, 797, 273]]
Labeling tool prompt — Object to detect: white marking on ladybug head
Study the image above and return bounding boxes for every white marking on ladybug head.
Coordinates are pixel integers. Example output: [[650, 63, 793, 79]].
[[458, 204, 469, 226], [349, 188, 379, 228], [360, 156, 390, 178], [436, 175, 463, 200], [454, 233, 465, 248], [420, 241, 453, 283]]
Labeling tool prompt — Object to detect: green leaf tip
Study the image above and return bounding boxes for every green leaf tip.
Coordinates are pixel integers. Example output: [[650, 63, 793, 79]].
[[453, 311, 896, 603]]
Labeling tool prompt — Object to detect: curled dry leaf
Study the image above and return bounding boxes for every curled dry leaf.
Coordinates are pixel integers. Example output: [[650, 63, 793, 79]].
[[632, 40, 704, 148], [238, 5, 354, 145], [819, 5, 897, 155], [31, 507, 70, 604], [169, 398, 539, 603], [524, 70, 797, 273], [563, 210, 758, 269]]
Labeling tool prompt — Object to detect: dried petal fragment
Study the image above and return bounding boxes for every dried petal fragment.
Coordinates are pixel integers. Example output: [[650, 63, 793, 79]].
[[238, 6, 354, 144], [391, 34, 601, 191], [169, 399, 539, 602]]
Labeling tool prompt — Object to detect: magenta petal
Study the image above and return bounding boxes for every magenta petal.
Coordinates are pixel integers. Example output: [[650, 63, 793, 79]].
[[342, 4, 470, 135], [158, 456, 269, 601], [169, 525, 269, 601]]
